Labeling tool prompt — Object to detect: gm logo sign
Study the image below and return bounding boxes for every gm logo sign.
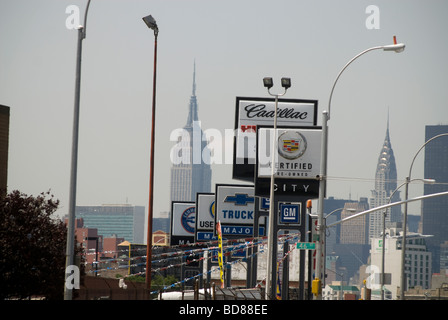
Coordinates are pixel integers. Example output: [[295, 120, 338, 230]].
[[224, 193, 255, 206], [279, 203, 301, 225]]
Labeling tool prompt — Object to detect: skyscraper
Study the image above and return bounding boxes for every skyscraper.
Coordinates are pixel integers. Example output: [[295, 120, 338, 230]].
[[369, 118, 400, 240], [340, 198, 370, 245], [422, 125, 448, 273], [170, 64, 212, 203]]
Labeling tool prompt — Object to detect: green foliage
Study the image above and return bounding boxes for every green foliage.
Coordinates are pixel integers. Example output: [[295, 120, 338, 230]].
[[125, 274, 146, 283], [0, 190, 67, 299], [151, 274, 179, 291]]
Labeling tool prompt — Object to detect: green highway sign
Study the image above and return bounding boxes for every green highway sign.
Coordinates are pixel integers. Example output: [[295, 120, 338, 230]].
[[296, 242, 316, 250]]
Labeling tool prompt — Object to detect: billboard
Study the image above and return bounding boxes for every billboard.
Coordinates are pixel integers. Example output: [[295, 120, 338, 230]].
[[233, 97, 318, 181], [170, 201, 196, 246]]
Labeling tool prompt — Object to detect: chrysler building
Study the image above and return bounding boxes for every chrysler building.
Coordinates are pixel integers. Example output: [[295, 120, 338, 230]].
[[169, 64, 212, 203], [369, 117, 401, 240]]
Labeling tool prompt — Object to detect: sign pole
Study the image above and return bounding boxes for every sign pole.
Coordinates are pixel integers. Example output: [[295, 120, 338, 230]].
[[265, 93, 279, 300], [315, 110, 328, 299]]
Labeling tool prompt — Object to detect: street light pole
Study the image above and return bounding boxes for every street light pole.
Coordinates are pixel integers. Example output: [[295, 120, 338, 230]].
[[142, 14, 159, 292], [315, 38, 405, 300], [400, 133, 448, 300], [263, 77, 290, 300], [64, 0, 91, 301]]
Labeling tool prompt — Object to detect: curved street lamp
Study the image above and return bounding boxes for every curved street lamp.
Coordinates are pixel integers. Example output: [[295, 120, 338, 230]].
[[314, 37, 405, 299]]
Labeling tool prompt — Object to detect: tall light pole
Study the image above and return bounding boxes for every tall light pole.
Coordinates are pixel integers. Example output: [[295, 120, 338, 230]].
[[314, 37, 405, 299], [262, 77, 291, 300], [142, 14, 159, 292], [64, 0, 91, 301], [400, 132, 448, 299]]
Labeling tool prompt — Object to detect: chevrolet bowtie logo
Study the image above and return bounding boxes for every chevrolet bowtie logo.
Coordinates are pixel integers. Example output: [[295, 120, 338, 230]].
[[224, 193, 255, 206]]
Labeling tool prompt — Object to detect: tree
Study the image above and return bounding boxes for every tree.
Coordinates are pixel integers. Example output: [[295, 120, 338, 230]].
[[0, 190, 67, 299]]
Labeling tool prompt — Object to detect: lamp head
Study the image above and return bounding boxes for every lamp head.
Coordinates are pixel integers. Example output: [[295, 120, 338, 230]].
[[281, 77, 291, 89], [142, 15, 158, 33], [383, 43, 405, 53], [383, 36, 405, 53], [263, 77, 273, 89]]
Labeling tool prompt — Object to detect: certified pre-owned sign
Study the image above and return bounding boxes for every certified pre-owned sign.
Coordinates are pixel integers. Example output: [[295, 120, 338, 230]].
[[214, 184, 257, 238], [257, 127, 322, 179]]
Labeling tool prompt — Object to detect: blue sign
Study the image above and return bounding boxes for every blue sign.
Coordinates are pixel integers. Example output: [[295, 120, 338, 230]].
[[221, 225, 265, 236], [280, 203, 301, 224], [260, 197, 270, 210], [224, 193, 255, 206], [197, 232, 217, 241], [181, 206, 196, 233]]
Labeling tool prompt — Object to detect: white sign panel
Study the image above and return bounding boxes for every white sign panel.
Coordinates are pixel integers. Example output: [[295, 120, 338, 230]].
[[215, 185, 255, 226], [257, 128, 322, 179], [195, 193, 215, 232], [235, 98, 317, 161], [171, 202, 196, 237]]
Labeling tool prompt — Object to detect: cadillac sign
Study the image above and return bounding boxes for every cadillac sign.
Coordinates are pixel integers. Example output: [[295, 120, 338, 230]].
[[233, 97, 318, 182]]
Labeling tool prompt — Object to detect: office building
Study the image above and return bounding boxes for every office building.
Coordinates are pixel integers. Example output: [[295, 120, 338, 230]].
[[170, 64, 212, 203], [75, 204, 145, 243], [325, 198, 369, 285], [340, 198, 369, 245], [422, 125, 448, 273], [370, 227, 432, 299], [323, 197, 356, 252]]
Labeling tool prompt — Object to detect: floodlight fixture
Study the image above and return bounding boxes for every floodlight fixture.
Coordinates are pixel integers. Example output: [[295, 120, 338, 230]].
[[281, 77, 291, 89], [263, 77, 273, 89]]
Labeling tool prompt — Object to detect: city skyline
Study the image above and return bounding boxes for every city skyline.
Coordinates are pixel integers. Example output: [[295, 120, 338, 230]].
[[1, 1, 448, 222]]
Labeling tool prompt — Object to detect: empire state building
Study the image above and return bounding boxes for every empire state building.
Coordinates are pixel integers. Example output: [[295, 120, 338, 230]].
[[169, 64, 212, 203]]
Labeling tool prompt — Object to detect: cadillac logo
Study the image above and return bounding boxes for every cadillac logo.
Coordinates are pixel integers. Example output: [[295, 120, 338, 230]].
[[278, 131, 307, 160]]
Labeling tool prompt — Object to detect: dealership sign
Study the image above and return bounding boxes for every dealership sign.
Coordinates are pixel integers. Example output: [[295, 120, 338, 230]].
[[170, 201, 195, 245], [214, 184, 264, 238], [254, 127, 322, 198], [233, 97, 318, 181], [195, 193, 216, 242], [257, 127, 322, 179]]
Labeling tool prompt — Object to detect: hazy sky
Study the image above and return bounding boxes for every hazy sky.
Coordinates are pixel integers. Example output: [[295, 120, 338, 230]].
[[1, 0, 447, 220]]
